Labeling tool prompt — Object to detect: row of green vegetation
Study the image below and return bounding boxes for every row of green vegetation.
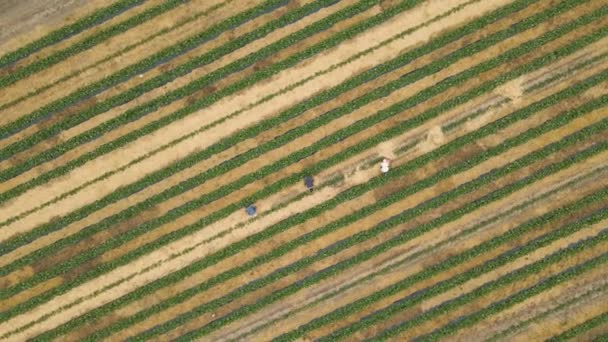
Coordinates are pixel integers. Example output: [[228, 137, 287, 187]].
[[341, 211, 608, 341], [0, 2, 599, 324], [233, 166, 608, 341], [0, 0, 369, 170], [26, 13, 605, 341], [0, 0, 417, 202], [0, 1, 231, 113], [0, 0, 291, 141], [158, 101, 608, 340], [42, 82, 608, 342], [0, 0, 196, 87], [0, 0, 144, 68], [273, 188, 608, 341], [547, 311, 608, 342]]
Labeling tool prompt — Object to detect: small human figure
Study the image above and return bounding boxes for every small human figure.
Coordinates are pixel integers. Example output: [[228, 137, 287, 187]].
[[304, 176, 314, 192], [380, 158, 390, 175], [245, 205, 257, 217]]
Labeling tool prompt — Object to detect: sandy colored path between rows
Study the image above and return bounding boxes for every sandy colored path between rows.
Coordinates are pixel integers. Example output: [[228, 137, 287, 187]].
[[0, 0, 496, 241], [154, 106, 608, 339], [395, 226, 608, 340], [0, 0, 348, 184], [508, 284, 608, 341], [54, 63, 604, 340], [454, 270, 608, 342], [214, 164, 608, 341], [0, 0, 251, 139], [1, 20, 604, 336], [0, 0, 116, 54]]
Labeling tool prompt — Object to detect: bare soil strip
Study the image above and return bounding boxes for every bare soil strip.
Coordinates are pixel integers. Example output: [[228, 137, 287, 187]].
[[209, 155, 608, 341], [0, 0, 231, 113], [141, 113, 608, 340], [0, 0, 122, 55], [0, 0, 494, 243], [0, 0, 262, 140], [0, 0, 564, 302], [453, 271, 608, 342], [1, 11, 604, 334]]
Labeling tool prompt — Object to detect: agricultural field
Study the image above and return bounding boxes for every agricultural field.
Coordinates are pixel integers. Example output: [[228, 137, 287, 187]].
[[0, 0, 607, 340]]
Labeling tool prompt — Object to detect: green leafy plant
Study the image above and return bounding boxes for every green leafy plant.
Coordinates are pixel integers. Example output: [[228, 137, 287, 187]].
[[0, 0, 144, 68]]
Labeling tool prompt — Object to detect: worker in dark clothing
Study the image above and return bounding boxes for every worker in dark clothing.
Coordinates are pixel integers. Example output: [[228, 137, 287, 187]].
[[304, 176, 314, 192], [245, 204, 257, 217]]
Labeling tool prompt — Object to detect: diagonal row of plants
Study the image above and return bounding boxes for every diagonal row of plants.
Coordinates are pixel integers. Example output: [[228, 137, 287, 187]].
[[0, 0, 303, 141], [0, 0, 144, 68], [37, 72, 608, 342], [143, 98, 608, 340], [0, 0, 420, 205], [0, 0, 217, 88], [411, 238, 608, 342], [304, 202, 608, 341], [329, 213, 608, 341], [0, 7, 601, 322], [0, 1, 233, 114], [27, 54, 608, 341], [0, 0, 541, 264], [487, 282, 608, 341], [373, 227, 608, 342], [55, 81, 608, 341], [230, 166, 608, 342], [546, 311, 608, 342], [0, 0, 468, 230], [0, 0, 375, 162], [268, 188, 608, 341], [0, 0, 577, 265]]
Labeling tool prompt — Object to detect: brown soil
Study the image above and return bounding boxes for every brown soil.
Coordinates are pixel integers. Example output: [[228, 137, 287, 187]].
[[2, 0, 607, 340]]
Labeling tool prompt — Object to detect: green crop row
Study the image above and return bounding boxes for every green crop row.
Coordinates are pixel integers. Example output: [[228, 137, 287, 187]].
[[1, 0, 467, 229], [320, 202, 608, 341], [0, 1, 231, 114], [416, 251, 608, 342], [0, 0, 144, 68], [234, 166, 608, 342], [0, 0, 574, 268], [162, 106, 608, 341], [0, 0, 374, 173], [380, 235, 608, 341], [276, 187, 608, 341], [0, 0, 534, 262], [107, 93, 608, 341], [0, 0, 422, 206], [0, 0, 196, 87], [525, 50, 608, 93], [0, 0, 298, 144], [0, 6, 599, 322], [0, 0, 292, 140], [546, 311, 608, 342], [488, 283, 608, 341], [29, 43, 607, 341]]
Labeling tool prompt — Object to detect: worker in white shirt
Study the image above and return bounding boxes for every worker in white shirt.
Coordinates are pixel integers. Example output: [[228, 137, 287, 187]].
[[380, 158, 390, 175]]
